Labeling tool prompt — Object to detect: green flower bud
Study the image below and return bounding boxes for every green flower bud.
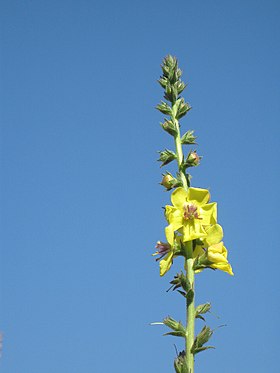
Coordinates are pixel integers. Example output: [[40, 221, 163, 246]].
[[187, 151, 200, 166], [181, 130, 197, 145], [163, 316, 186, 337], [164, 83, 178, 103], [161, 119, 178, 136], [176, 98, 191, 119], [158, 149, 177, 167], [158, 77, 168, 89], [174, 351, 189, 373], [168, 272, 191, 293], [176, 80, 186, 94], [191, 326, 214, 355], [160, 173, 175, 189], [156, 101, 172, 115], [195, 303, 211, 321], [182, 151, 201, 169]]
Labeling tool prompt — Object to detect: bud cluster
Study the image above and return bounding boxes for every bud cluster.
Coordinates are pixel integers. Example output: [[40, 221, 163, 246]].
[[168, 272, 193, 300], [156, 55, 201, 190]]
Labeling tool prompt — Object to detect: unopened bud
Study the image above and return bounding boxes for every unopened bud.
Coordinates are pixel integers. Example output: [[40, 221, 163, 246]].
[[161, 174, 174, 189], [181, 130, 197, 145], [158, 149, 177, 167], [184, 151, 201, 168], [161, 119, 178, 136], [188, 151, 200, 165], [174, 351, 188, 373]]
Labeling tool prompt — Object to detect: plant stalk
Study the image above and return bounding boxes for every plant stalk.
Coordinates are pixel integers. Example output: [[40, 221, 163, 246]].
[[172, 108, 195, 372], [185, 242, 195, 372]]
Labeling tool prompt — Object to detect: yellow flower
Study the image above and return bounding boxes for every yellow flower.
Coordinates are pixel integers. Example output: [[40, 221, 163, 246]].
[[165, 187, 217, 244], [193, 224, 234, 276], [207, 242, 233, 275]]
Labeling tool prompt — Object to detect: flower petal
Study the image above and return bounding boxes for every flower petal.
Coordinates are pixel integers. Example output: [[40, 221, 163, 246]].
[[182, 220, 207, 242], [211, 262, 234, 276], [199, 202, 217, 225], [207, 243, 234, 275], [204, 224, 224, 246], [171, 187, 188, 208], [187, 187, 210, 206], [165, 225, 175, 245], [159, 251, 173, 276]]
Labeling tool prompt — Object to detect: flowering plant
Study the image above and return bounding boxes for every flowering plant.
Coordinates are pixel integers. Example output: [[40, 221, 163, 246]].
[[152, 56, 233, 372]]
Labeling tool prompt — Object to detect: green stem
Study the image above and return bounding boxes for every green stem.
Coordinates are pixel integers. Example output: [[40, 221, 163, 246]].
[[172, 114, 188, 191], [185, 242, 195, 373], [172, 107, 195, 372]]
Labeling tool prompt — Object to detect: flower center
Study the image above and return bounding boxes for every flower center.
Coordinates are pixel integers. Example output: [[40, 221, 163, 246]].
[[183, 203, 201, 220]]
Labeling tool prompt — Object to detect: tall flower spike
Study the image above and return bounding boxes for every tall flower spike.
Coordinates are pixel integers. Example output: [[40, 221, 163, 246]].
[[152, 56, 233, 373]]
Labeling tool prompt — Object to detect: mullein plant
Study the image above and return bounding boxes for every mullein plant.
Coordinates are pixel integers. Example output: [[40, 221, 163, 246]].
[[152, 55, 233, 373]]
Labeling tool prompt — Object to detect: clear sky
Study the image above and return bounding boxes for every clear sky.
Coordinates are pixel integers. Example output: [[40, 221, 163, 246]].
[[1, 0, 279, 372]]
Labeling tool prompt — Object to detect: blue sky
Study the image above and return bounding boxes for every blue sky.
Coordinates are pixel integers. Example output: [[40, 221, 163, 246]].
[[1, 0, 279, 372]]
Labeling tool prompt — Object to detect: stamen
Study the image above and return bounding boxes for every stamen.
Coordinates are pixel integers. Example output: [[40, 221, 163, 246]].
[[183, 203, 201, 220]]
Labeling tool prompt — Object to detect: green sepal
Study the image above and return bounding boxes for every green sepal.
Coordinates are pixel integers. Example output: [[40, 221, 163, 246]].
[[175, 172, 187, 188], [158, 149, 177, 167], [196, 315, 206, 321], [163, 316, 186, 338], [181, 130, 197, 145], [156, 101, 173, 115], [193, 252, 216, 272], [193, 346, 215, 355], [191, 326, 214, 355], [163, 331, 185, 338]]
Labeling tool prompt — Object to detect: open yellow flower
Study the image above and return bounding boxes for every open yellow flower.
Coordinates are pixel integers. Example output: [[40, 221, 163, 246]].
[[165, 187, 217, 245], [194, 224, 233, 276]]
